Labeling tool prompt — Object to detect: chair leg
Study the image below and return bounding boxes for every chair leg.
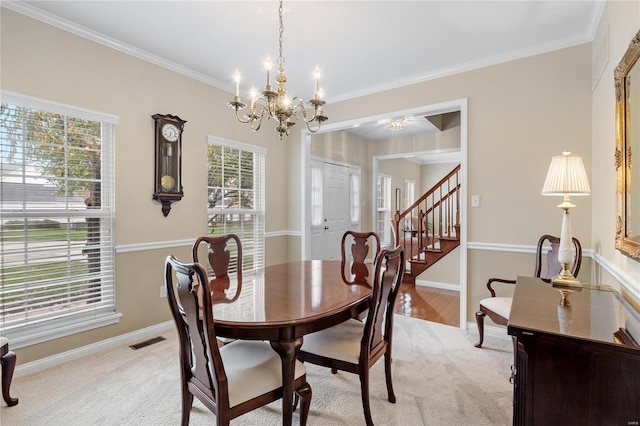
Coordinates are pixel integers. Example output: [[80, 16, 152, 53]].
[[292, 392, 299, 412], [475, 310, 485, 348], [180, 390, 193, 426], [384, 351, 396, 403], [1, 349, 18, 407], [359, 370, 374, 426], [296, 382, 312, 426]]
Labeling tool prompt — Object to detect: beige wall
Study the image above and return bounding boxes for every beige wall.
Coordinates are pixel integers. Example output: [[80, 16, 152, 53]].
[[1, 9, 291, 363], [303, 43, 593, 323], [4, 1, 640, 363], [591, 0, 640, 299], [421, 162, 460, 194]]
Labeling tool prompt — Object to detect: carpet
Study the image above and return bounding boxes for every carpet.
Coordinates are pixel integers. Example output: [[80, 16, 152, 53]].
[[1, 315, 513, 425]]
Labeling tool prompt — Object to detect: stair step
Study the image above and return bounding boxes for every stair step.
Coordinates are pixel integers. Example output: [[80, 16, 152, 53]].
[[422, 248, 442, 254]]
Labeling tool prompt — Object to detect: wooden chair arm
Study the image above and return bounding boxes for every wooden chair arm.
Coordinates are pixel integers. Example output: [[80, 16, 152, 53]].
[[486, 277, 516, 297]]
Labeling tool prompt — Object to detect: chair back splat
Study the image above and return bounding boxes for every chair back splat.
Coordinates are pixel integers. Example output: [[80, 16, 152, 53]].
[[298, 245, 405, 426], [192, 234, 242, 303], [365, 246, 403, 359], [341, 231, 381, 286], [165, 256, 311, 425]]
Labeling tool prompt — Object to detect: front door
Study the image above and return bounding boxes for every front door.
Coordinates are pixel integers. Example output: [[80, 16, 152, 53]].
[[311, 162, 350, 260]]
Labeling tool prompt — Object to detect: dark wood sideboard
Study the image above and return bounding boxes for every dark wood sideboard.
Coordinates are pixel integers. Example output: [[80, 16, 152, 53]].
[[507, 276, 640, 426]]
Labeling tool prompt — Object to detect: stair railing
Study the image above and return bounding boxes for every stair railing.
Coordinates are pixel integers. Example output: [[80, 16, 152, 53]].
[[392, 164, 461, 262]]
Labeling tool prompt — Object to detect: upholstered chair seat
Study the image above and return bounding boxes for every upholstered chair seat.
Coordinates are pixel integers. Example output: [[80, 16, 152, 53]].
[[300, 319, 364, 363], [219, 340, 306, 408], [478, 297, 512, 320]]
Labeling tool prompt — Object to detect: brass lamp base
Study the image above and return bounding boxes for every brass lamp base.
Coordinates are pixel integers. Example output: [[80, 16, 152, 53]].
[[551, 262, 582, 289]]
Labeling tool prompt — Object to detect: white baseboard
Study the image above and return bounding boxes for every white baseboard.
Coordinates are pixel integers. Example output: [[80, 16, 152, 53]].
[[415, 279, 460, 292], [16, 321, 175, 377]]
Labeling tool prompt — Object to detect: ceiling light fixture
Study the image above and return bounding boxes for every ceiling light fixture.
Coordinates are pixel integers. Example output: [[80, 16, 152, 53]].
[[388, 119, 404, 131], [227, 0, 327, 140]]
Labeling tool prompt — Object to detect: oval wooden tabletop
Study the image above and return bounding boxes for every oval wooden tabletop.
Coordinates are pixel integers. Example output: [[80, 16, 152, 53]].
[[212, 260, 372, 340]]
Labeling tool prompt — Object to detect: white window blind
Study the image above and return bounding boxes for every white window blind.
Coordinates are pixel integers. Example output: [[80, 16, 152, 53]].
[[376, 174, 392, 245], [403, 179, 415, 210], [206, 137, 265, 272], [1, 91, 118, 347]]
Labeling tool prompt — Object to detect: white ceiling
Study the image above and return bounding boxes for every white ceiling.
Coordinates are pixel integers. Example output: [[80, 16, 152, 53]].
[[4, 0, 603, 148]]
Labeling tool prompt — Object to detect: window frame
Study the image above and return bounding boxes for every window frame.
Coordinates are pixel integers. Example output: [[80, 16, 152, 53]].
[[1, 91, 119, 349], [206, 136, 266, 272], [376, 174, 392, 245]]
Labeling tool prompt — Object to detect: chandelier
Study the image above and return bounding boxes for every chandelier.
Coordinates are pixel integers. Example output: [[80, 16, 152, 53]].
[[227, 0, 327, 140]]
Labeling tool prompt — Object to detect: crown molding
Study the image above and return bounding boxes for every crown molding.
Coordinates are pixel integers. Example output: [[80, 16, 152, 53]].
[[4, 1, 599, 105], [330, 34, 593, 103], [1, 1, 230, 92]]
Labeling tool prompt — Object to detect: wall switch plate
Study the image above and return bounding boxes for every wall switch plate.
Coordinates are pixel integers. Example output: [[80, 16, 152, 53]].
[[160, 286, 167, 298], [471, 195, 480, 208]]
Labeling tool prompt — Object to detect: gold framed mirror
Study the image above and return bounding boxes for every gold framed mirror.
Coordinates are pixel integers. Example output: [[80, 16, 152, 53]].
[[615, 29, 640, 259]]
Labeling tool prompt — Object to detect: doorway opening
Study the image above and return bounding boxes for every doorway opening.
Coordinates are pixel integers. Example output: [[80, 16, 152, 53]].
[[301, 98, 468, 329]]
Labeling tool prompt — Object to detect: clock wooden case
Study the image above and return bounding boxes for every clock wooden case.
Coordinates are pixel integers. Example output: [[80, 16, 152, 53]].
[[152, 113, 186, 216]]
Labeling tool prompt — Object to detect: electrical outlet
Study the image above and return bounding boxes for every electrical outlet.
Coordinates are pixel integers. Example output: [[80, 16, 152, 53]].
[[471, 195, 480, 208], [160, 286, 167, 298]]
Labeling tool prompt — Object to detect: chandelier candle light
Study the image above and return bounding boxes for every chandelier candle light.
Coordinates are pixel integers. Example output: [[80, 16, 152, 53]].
[[541, 150, 591, 287], [227, 0, 327, 140]]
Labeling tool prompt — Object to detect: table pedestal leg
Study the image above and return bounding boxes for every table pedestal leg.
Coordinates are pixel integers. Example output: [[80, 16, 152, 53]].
[[270, 338, 303, 426]]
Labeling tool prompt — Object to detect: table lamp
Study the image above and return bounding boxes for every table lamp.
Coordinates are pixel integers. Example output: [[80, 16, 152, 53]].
[[541, 150, 590, 287]]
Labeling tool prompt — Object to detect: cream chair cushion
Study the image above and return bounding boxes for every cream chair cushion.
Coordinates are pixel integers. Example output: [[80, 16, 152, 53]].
[[479, 297, 512, 319], [0, 337, 8, 348], [300, 318, 364, 364], [220, 340, 305, 408]]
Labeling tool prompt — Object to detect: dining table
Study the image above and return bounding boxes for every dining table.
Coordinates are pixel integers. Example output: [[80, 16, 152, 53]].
[[211, 259, 373, 426]]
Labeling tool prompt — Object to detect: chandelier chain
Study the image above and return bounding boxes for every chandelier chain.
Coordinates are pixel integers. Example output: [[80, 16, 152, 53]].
[[278, 0, 284, 68]]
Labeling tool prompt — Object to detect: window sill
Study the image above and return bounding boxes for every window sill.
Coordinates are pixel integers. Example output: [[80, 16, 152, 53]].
[[7, 313, 123, 350]]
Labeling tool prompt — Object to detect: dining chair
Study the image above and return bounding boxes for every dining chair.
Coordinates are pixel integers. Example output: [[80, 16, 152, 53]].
[[341, 230, 381, 286], [192, 234, 242, 303], [298, 245, 405, 426], [475, 234, 582, 348], [165, 256, 312, 426], [1, 336, 18, 406]]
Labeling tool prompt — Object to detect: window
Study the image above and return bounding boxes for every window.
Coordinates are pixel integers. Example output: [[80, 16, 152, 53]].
[[403, 179, 415, 231], [206, 137, 266, 271], [1, 91, 118, 348], [349, 170, 360, 225], [311, 164, 323, 227], [403, 179, 415, 210], [376, 174, 392, 245]]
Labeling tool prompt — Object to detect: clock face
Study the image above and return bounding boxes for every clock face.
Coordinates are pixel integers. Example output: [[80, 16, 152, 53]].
[[161, 123, 180, 142]]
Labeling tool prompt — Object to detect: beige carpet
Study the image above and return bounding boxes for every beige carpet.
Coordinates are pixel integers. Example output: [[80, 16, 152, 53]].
[[2, 315, 513, 425]]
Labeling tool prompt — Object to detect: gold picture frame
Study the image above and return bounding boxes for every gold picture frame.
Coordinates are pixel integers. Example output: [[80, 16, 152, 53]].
[[615, 29, 640, 259]]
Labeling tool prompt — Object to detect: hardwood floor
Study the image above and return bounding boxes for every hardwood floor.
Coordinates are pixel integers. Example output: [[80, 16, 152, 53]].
[[394, 283, 460, 327]]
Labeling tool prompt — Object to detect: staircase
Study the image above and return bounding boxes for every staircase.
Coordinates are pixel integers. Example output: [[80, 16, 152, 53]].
[[391, 165, 461, 284]]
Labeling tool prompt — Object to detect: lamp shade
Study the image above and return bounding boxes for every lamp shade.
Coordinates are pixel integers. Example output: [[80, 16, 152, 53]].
[[541, 151, 591, 196]]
